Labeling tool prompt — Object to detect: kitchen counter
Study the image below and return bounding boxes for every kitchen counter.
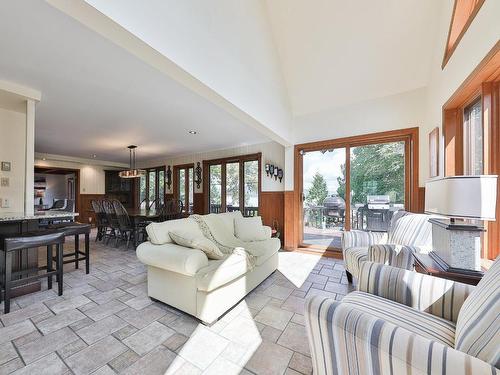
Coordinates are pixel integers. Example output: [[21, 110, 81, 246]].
[[0, 210, 79, 298], [0, 211, 79, 222]]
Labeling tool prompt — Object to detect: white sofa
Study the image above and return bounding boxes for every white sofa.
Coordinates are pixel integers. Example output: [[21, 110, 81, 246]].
[[136, 211, 280, 324]]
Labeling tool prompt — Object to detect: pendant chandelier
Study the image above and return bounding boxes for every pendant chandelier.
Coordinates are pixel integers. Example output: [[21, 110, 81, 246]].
[[119, 145, 147, 178]]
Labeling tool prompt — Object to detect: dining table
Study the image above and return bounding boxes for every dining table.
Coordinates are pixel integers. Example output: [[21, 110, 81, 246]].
[[126, 208, 161, 248]]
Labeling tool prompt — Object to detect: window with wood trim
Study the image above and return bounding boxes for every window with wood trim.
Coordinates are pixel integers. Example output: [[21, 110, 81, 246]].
[[442, 0, 485, 69], [204, 153, 261, 216], [139, 166, 165, 209], [463, 97, 483, 175], [173, 164, 194, 213]]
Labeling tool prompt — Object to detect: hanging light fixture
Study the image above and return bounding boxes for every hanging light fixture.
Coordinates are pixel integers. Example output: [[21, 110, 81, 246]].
[[119, 145, 147, 178]]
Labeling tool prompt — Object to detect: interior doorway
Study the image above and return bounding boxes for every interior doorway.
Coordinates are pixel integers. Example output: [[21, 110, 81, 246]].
[[34, 166, 80, 213]]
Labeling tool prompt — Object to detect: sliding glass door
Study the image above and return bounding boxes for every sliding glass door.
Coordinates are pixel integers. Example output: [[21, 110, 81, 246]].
[[300, 135, 411, 250], [349, 142, 405, 232], [302, 148, 346, 248]]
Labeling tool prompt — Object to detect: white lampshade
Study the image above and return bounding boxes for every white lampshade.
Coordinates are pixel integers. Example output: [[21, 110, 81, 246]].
[[425, 175, 497, 220]]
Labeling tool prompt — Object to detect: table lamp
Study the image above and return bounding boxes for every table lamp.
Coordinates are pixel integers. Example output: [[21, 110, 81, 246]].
[[425, 175, 497, 272]]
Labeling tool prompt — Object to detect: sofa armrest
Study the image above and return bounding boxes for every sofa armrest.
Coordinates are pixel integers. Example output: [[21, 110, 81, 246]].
[[367, 243, 430, 270], [305, 296, 496, 375], [136, 242, 209, 276], [342, 230, 387, 251], [357, 261, 474, 322]]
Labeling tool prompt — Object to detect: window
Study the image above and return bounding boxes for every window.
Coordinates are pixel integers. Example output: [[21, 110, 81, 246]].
[[463, 98, 483, 175], [139, 166, 165, 209], [205, 154, 261, 215], [174, 165, 194, 213], [442, 0, 485, 68]]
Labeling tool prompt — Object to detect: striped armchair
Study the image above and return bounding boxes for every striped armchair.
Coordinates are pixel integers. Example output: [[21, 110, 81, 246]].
[[305, 260, 500, 375], [342, 211, 432, 282]]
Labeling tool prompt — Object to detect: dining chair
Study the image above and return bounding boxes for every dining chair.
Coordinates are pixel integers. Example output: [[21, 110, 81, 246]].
[[91, 199, 108, 241], [112, 199, 135, 249], [102, 199, 120, 246]]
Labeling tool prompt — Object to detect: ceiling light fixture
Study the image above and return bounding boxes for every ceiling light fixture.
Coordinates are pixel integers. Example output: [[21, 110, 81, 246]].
[[188, 130, 197, 135], [119, 145, 146, 179], [92, 154, 97, 158]]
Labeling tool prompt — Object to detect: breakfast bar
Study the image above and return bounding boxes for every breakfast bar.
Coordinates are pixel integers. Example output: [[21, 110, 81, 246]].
[[0, 211, 79, 297]]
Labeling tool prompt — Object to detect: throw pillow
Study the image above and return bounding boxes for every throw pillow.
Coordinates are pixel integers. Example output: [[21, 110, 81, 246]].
[[169, 230, 224, 260], [234, 216, 268, 242]]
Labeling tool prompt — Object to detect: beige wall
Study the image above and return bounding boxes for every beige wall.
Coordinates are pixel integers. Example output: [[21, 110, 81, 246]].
[[140, 141, 285, 193], [0, 106, 27, 213]]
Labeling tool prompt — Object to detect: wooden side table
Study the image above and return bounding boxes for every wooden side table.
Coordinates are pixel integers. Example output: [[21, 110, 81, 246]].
[[413, 252, 483, 286]]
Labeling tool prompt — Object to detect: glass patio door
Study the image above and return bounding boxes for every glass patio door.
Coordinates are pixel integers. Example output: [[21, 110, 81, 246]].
[[349, 141, 406, 232], [300, 140, 407, 250], [302, 148, 346, 248]]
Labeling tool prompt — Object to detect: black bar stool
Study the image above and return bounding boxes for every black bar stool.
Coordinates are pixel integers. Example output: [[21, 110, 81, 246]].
[[1, 231, 65, 314], [48, 223, 91, 274]]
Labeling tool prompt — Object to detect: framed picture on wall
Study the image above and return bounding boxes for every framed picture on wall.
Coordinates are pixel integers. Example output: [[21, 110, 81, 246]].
[[429, 127, 439, 178]]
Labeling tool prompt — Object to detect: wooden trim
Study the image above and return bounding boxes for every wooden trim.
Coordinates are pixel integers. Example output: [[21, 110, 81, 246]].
[[173, 163, 194, 212], [429, 127, 440, 178], [292, 127, 419, 252], [442, 43, 500, 259], [442, 0, 486, 69], [203, 152, 262, 215], [444, 41, 500, 109]]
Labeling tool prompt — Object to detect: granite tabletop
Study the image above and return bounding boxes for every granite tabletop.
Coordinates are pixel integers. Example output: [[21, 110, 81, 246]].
[[0, 211, 79, 222]]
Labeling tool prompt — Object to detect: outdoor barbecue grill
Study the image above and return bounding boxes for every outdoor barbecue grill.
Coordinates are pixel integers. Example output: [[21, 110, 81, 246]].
[[323, 194, 345, 225]]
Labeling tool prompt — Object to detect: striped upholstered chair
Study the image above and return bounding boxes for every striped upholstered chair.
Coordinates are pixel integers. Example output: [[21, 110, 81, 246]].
[[305, 259, 500, 374], [342, 211, 432, 282]]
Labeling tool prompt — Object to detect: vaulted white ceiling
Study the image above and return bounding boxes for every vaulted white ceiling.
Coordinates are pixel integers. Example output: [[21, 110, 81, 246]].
[[264, 0, 441, 116], [0, 0, 443, 163], [0, 1, 272, 163]]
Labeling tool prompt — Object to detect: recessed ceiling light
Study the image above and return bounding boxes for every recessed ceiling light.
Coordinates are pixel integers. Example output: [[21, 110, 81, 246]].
[[188, 130, 197, 135], [92, 154, 97, 158]]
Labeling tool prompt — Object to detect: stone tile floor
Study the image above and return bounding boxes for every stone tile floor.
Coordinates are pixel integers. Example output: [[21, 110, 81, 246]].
[[0, 230, 354, 375]]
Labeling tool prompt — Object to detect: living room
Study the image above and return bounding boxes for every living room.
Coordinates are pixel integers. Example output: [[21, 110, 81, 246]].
[[0, 1, 498, 374]]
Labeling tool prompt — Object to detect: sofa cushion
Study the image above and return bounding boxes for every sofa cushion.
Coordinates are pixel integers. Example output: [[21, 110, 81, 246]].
[[234, 216, 269, 241], [342, 291, 456, 347], [214, 211, 243, 234], [169, 230, 224, 260], [136, 242, 208, 276], [196, 253, 249, 292], [146, 218, 204, 245], [455, 257, 500, 367]]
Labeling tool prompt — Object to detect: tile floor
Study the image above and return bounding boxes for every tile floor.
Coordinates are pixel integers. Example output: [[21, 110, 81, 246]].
[[0, 231, 354, 375]]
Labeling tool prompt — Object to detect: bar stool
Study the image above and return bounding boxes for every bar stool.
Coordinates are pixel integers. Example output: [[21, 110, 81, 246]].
[[48, 223, 91, 274], [1, 231, 65, 314]]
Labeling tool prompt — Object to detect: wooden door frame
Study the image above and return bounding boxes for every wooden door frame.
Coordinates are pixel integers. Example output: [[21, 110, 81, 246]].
[[294, 127, 419, 252], [203, 153, 262, 214], [443, 41, 500, 259]]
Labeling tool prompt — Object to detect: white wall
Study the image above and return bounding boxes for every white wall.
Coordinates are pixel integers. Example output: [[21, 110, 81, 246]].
[[0, 107, 26, 213], [141, 141, 285, 193], [289, 87, 427, 188], [82, 0, 292, 144], [423, 0, 500, 180]]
